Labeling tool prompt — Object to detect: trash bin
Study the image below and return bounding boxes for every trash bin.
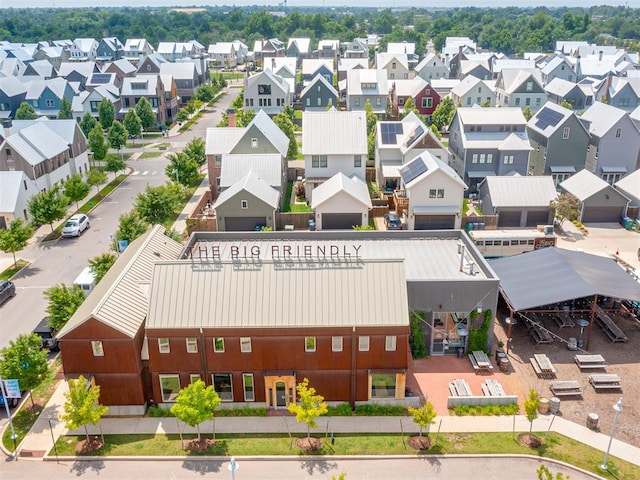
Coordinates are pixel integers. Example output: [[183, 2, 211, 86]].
[[567, 337, 577, 351], [549, 397, 561, 414], [587, 413, 599, 430], [538, 397, 549, 414], [457, 347, 464, 359], [307, 219, 316, 231]]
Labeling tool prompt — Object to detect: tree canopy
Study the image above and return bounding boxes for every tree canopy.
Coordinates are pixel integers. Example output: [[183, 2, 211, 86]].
[[408, 401, 437, 438], [134, 183, 182, 225], [57, 97, 72, 119], [15, 102, 37, 120], [123, 109, 142, 142], [44, 283, 86, 331], [60, 375, 109, 443], [98, 98, 115, 129], [550, 193, 581, 224], [166, 152, 199, 187], [80, 112, 98, 139], [88, 123, 107, 162], [0, 218, 34, 269], [115, 210, 149, 246], [86, 168, 108, 195], [108, 120, 128, 151], [27, 186, 69, 233], [170, 380, 221, 441], [104, 155, 126, 180], [64, 173, 90, 211], [88, 253, 117, 284], [287, 378, 328, 440], [135, 97, 156, 129], [0, 333, 49, 407]]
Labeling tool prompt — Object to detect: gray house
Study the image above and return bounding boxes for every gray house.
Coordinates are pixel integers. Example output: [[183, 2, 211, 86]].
[[478, 175, 557, 228], [0, 77, 27, 120], [526, 102, 591, 181], [97, 37, 125, 61], [494, 68, 547, 110], [615, 169, 640, 209], [544, 78, 594, 111], [300, 75, 338, 111]]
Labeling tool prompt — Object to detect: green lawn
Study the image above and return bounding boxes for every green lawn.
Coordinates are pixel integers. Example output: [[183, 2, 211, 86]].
[[0, 259, 29, 280], [138, 152, 163, 160]]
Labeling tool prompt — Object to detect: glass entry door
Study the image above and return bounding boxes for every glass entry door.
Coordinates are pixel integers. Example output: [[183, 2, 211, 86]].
[[275, 381, 286, 407]]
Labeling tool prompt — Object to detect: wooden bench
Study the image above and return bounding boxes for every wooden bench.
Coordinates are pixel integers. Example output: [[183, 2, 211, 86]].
[[449, 379, 472, 396], [549, 380, 582, 397], [530, 356, 556, 379], [595, 305, 628, 343], [574, 354, 606, 370], [589, 374, 622, 391], [553, 314, 575, 328], [468, 353, 480, 372], [469, 351, 492, 374], [482, 379, 505, 397]]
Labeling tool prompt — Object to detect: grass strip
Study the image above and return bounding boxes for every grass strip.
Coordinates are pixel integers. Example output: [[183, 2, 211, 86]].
[[0, 259, 29, 280]]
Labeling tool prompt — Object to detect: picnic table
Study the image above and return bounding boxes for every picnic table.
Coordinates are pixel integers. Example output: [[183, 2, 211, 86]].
[[449, 378, 473, 396], [553, 313, 575, 328], [481, 378, 506, 397], [530, 353, 557, 379], [525, 318, 554, 345], [594, 305, 628, 343], [468, 350, 493, 374], [589, 374, 622, 391], [574, 354, 606, 370], [549, 380, 582, 397]]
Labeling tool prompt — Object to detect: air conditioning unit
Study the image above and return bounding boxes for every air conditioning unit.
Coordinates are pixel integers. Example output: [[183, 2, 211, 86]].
[[543, 225, 554, 235]]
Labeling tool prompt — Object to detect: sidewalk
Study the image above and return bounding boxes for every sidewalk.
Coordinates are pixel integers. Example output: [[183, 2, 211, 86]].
[[12, 378, 640, 467]]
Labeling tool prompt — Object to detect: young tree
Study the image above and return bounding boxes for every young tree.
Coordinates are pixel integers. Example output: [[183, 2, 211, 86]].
[[115, 211, 148, 246], [239, 108, 256, 127], [44, 283, 86, 331], [123, 109, 142, 144], [166, 151, 199, 186], [57, 97, 72, 119], [64, 173, 90, 211], [408, 401, 437, 438], [176, 110, 190, 124], [134, 183, 182, 225], [273, 110, 298, 159], [135, 97, 156, 129], [0, 334, 50, 407], [170, 380, 221, 441], [522, 105, 534, 121], [549, 193, 580, 225], [79, 112, 98, 139], [104, 155, 127, 181], [537, 464, 568, 480], [98, 98, 115, 129], [431, 97, 456, 131], [0, 219, 34, 269], [108, 120, 128, 153], [429, 123, 442, 139], [86, 168, 108, 195], [88, 123, 107, 162], [88, 253, 117, 284], [60, 375, 109, 443], [15, 102, 38, 120], [183, 137, 206, 167], [401, 97, 419, 120], [287, 378, 328, 440], [194, 84, 216, 103], [559, 99, 573, 110], [525, 388, 540, 434], [27, 186, 69, 233]]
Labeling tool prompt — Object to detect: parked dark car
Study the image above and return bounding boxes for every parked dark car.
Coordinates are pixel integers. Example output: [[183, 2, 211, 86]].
[[384, 213, 402, 230], [33, 317, 59, 351], [0, 279, 16, 306]]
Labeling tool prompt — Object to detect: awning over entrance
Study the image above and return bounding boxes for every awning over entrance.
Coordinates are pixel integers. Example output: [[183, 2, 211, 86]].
[[549, 165, 576, 173], [382, 164, 402, 178], [489, 247, 640, 311], [467, 171, 496, 179], [412, 205, 461, 214]]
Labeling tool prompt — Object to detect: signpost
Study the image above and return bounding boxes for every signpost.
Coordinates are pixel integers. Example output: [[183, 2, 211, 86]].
[[227, 457, 239, 480], [0, 376, 20, 458]]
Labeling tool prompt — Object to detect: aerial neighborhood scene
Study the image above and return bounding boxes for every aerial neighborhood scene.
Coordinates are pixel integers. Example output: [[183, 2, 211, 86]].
[[1, 2, 640, 479]]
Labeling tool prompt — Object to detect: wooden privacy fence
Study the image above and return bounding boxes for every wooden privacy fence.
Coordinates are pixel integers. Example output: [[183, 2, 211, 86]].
[[461, 215, 498, 230], [275, 212, 314, 230]]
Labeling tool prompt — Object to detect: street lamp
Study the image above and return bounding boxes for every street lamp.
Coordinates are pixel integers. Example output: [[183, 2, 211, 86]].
[[601, 397, 623, 471], [173, 168, 179, 184], [47, 419, 59, 463], [227, 457, 239, 480]]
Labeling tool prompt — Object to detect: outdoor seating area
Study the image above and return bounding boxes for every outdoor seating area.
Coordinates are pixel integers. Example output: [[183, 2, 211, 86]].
[[481, 378, 506, 397], [589, 373, 622, 391], [530, 353, 557, 379], [449, 378, 473, 396], [468, 350, 493, 374], [523, 316, 554, 345], [549, 380, 582, 397], [594, 305, 629, 343], [552, 313, 575, 328], [574, 354, 607, 370]]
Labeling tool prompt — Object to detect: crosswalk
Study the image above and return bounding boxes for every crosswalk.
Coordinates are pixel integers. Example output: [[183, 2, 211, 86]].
[[131, 170, 160, 176]]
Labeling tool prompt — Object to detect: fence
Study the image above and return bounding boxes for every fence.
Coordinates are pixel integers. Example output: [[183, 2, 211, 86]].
[[275, 212, 315, 230], [461, 215, 499, 230]]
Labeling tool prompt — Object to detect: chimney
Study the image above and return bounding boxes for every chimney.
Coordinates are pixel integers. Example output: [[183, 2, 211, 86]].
[[598, 50, 603, 61], [271, 57, 276, 71], [1, 118, 13, 139], [226, 108, 237, 127]]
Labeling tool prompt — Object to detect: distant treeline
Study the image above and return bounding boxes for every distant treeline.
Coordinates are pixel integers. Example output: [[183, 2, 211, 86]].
[[1, 5, 639, 56]]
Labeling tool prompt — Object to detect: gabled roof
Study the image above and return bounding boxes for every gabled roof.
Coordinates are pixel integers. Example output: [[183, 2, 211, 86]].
[[527, 102, 575, 137], [12, 118, 78, 145], [107, 58, 136, 75], [376, 52, 408, 70], [338, 58, 368, 71], [246, 109, 289, 156], [73, 38, 97, 53], [457, 107, 526, 126], [302, 110, 367, 155], [415, 53, 447, 72], [559, 169, 616, 201], [24, 77, 69, 101], [214, 170, 280, 209], [208, 42, 235, 55], [544, 77, 582, 97], [121, 75, 159, 96], [387, 42, 416, 56], [541, 55, 574, 76], [347, 68, 388, 95], [0, 76, 27, 97], [287, 37, 311, 54], [220, 154, 282, 189], [5, 122, 69, 164], [580, 102, 628, 138], [481, 175, 557, 207], [58, 226, 183, 339], [248, 68, 290, 94], [498, 68, 543, 93], [615, 169, 640, 200], [609, 77, 640, 98], [311, 172, 372, 209], [21, 60, 56, 78], [400, 151, 466, 189], [57, 61, 97, 79], [498, 132, 533, 151], [317, 39, 339, 50], [302, 58, 334, 77], [0, 171, 27, 213], [300, 74, 338, 98], [159, 61, 196, 79], [390, 77, 428, 98], [492, 58, 535, 74], [451, 75, 485, 97]]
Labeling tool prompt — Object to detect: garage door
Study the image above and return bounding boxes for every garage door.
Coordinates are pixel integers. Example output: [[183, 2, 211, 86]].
[[525, 210, 550, 227], [498, 211, 521, 228], [582, 206, 624, 223], [224, 217, 267, 231], [414, 215, 455, 230], [321, 213, 362, 230]]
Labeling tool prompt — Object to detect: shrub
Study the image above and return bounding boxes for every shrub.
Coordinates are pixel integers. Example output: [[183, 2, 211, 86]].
[[355, 404, 406, 416], [148, 405, 174, 417], [452, 403, 519, 416], [326, 402, 353, 416], [215, 406, 268, 417]]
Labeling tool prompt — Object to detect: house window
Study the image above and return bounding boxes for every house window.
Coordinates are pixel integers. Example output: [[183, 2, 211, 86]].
[[385, 336, 397, 352], [158, 338, 170, 353], [487, 154, 493, 164], [429, 189, 436, 198], [503, 155, 514, 164], [390, 73, 395, 79], [535, 98, 541, 106], [515, 97, 521, 107], [525, 98, 531, 106], [332, 336, 343, 352], [243, 373, 255, 401], [602, 173, 622, 185], [562, 127, 570, 139], [371, 373, 396, 399], [240, 337, 252, 353], [306, 98, 311, 106], [317, 97, 321, 106], [399, 98, 405, 105], [403, 73, 408, 79], [376, 97, 381, 106], [392, 62, 396, 69], [212, 373, 233, 401], [472, 154, 478, 164], [305, 336, 316, 352], [258, 84, 271, 95], [159, 375, 180, 402], [124, 98, 130, 107], [91, 340, 104, 357], [213, 337, 224, 353], [466, 97, 472, 105], [526, 81, 533, 92], [186, 337, 198, 353], [312, 155, 328, 168], [354, 98, 360, 107], [146, 65, 151, 71], [190, 374, 201, 384], [359, 336, 370, 352], [241, 200, 248, 209], [619, 98, 629, 107], [615, 127, 622, 138], [479, 154, 486, 164], [90, 101, 99, 112], [45, 99, 55, 107], [251, 138, 258, 148], [354, 155, 362, 167], [437, 189, 445, 198], [214, 155, 221, 166]]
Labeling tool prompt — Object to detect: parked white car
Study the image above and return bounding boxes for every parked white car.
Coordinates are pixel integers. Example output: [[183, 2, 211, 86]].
[[62, 214, 90, 238]]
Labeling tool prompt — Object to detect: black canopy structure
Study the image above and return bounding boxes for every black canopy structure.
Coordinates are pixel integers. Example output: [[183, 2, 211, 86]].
[[490, 247, 640, 348]]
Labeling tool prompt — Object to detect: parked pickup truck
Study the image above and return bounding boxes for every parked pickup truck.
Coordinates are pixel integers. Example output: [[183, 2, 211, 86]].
[[33, 317, 59, 352]]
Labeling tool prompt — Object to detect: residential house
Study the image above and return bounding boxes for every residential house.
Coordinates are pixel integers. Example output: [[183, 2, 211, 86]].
[[544, 77, 594, 110], [20, 60, 57, 80], [123, 38, 155, 63], [57, 61, 99, 89], [208, 42, 238, 68], [398, 152, 466, 230], [343, 38, 368, 59], [232, 40, 249, 65], [442, 37, 477, 61], [301, 58, 334, 86], [244, 69, 292, 116], [300, 75, 338, 111], [310, 172, 371, 230], [103, 58, 137, 80], [388, 77, 441, 120], [69, 38, 98, 61], [119, 75, 167, 126], [219, 154, 285, 197], [574, 53, 618, 81], [0, 57, 25, 78], [526, 102, 591, 180], [602, 76, 640, 112], [560, 169, 630, 222], [477, 175, 557, 227], [448, 107, 532, 192], [313, 39, 339, 63], [264, 57, 297, 94], [491, 58, 534, 78], [0, 171, 39, 227], [253, 38, 285, 67], [337, 57, 368, 83], [459, 60, 492, 81], [32, 46, 68, 71], [96, 37, 124, 61], [0, 77, 27, 120], [302, 110, 367, 198], [387, 41, 418, 69], [376, 53, 410, 81], [540, 55, 575, 85], [136, 53, 167, 75], [414, 53, 449, 82], [158, 62, 200, 103], [156, 42, 189, 62], [580, 102, 640, 184], [494, 68, 547, 110], [430, 78, 462, 98], [85, 72, 121, 91], [24, 77, 75, 118], [72, 83, 120, 122], [450, 76, 496, 108], [346, 69, 388, 115], [158, 74, 179, 122], [615, 169, 640, 209], [205, 110, 289, 199], [286, 38, 311, 64]]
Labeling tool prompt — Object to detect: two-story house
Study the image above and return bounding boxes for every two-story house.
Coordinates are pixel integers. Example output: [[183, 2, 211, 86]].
[[415, 53, 450, 82], [20, 60, 57, 80], [253, 38, 285, 68], [604, 76, 640, 112], [97, 37, 125, 62], [388, 78, 441, 120], [526, 102, 591, 181], [119, 75, 167, 126], [387, 41, 418, 69], [243, 69, 292, 116], [313, 39, 340, 63], [104, 58, 137, 80], [544, 77, 595, 111], [494, 68, 547, 111], [346, 69, 388, 115], [69, 38, 98, 61], [375, 53, 410, 81], [302, 110, 367, 198], [123, 38, 155, 64], [158, 62, 200, 104], [72, 83, 120, 123], [57, 61, 99, 90], [136, 53, 167, 75], [450, 76, 496, 107], [32, 46, 69, 71], [448, 107, 532, 192], [301, 58, 334, 86], [300, 75, 338, 111], [286, 38, 311, 66], [540, 55, 576, 85], [208, 42, 237, 68], [24, 77, 75, 118], [0, 170, 40, 227], [343, 38, 368, 59], [0, 77, 27, 120]]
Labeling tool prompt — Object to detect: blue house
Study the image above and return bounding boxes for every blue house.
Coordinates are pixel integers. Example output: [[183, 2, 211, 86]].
[[0, 77, 27, 120], [25, 78, 75, 118]]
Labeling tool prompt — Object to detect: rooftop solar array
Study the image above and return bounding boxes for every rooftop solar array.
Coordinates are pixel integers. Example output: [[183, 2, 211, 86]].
[[90, 73, 112, 84], [380, 122, 404, 145], [534, 106, 564, 130], [403, 125, 425, 148], [399, 156, 428, 184]]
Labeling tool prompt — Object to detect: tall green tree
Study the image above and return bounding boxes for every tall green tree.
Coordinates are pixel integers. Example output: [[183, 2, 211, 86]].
[[79, 112, 98, 139], [108, 120, 128, 152], [64, 173, 90, 211], [408, 401, 437, 438], [115, 211, 148, 246], [123, 109, 142, 144], [60, 375, 109, 443], [432, 97, 456, 131], [400, 97, 419, 120], [134, 183, 182, 225], [98, 98, 115, 129], [525, 388, 540, 434], [86, 168, 107, 195], [88, 123, 107, 162], [15, 102, 38, 120], [170, 380, 221, 441], [166, 151, 199, 186], [105, 155, 126, 181], [44, 283, 85, 331], [0, 219, 34, 269], [135, 97, 155, 129], [287, 378, 328, 441], [57, 97, 72, 119], [183, 138, 206, 167], [273, 110, 298, 159], [0, 334, 50, 407], [549, 193, 580, 224], [88, 253, 117, 284], [27, 186, 69, 233]]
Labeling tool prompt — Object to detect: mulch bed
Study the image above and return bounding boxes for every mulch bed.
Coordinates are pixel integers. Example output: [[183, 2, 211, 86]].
[[407, 435, 432, 451], [185, 438, 216, 452], [75, 437, 105, 454], [295, 436, 322, 452], [518, 433, 542, 448]]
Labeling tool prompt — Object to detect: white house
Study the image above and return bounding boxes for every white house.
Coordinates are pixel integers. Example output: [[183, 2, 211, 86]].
[[310, 172, 372, 230], [244, 69, 292, 116], [0, 171, 39, 227]]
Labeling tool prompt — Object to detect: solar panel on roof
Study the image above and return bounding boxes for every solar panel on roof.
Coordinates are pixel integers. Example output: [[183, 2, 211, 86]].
[[403, 125, 424, 148], [534, 107, 564, 130], [380, 123, 404, 145], [399, 157, 428, 184], [90, 73, 111, 84]]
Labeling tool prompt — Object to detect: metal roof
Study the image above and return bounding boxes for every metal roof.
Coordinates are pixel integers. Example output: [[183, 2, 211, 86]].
[[482, 175, 557, 207], [300, 74, 338, 98], [527, 102, 573, 137], [146, 259, 409, 330], [302, 110, 367, 155], [57, 226, 184, 339], [214, 170, 280, 209], [559, 169, 612, 201], [615, 169, 640, 201], [205, 128, 244, 155], [301, 58, 334, 76], [219, 154, 282, 189], [0, 171, 25, 213], [310, 172, 372, 209], [580, 102, 627, 138], [457, 107, 526, 126], [6, 123, 69, 165]]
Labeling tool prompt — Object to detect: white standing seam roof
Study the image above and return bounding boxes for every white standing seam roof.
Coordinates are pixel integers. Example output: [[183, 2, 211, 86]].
[[615, 169, 640, 201], [205, 127, 244, 155], [6, 123, 69, 165], [249, 110, 290, 157], [300, 74, 338, 98], [559, 169, 612, 201], [146, 259, 409, 329], [482, 176, 558, 207], [302, 58, 334, 76], [0, 171, 25, 213], [457, 107, 526, 126], [56, 226, 184, 339], [302, 110, 367, 155], [580, 102, 627, 138], [220, 154, 282, 189], [310, 173, 372, 209], [214, 170, 280, 209]]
